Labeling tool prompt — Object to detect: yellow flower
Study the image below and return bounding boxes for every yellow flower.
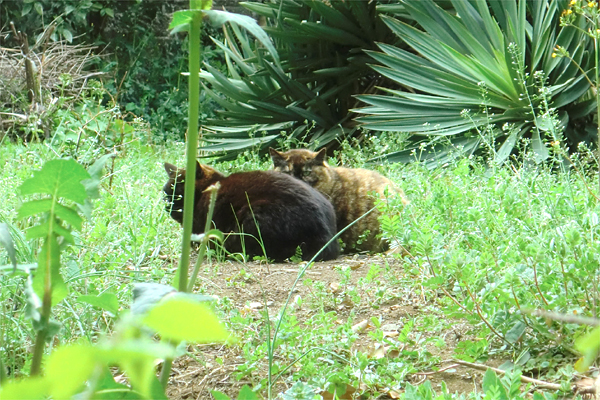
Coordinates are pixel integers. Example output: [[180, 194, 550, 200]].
[[552, 53, 557, 58], [566, 9, 573, 14], [570, 0, 578, 5], [588, 1, 596, 7]]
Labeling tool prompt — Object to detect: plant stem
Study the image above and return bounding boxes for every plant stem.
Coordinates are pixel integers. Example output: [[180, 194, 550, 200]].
[[30, 239, 54, 375], [177, 3, 203, 295], [187, 183, 220, 293], [161, 1, 203, 389]]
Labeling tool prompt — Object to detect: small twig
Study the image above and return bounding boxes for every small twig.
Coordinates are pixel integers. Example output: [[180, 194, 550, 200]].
[[414, 363, 460, 376], [527, 309, 600, 326], [465, 285, 511, 346], [448, 359, 562, 390]]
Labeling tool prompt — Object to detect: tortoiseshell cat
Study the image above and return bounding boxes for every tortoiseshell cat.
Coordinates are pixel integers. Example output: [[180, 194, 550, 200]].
[[269, 148, 408, 253], [163, 161, 340, 261]]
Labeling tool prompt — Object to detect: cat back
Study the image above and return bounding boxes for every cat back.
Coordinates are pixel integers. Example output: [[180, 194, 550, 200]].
[[163, 162, 339, 261], [270, 148, 408, 253]]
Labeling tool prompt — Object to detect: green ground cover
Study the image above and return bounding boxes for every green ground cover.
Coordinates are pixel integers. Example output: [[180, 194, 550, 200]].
[[0, 134, 598, 399]]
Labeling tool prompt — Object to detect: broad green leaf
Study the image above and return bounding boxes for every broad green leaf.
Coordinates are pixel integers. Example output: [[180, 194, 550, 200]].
[[131, 282, 176, 315], [99, 340, 174, 400], [78, 292, 120, 315], [210, 390, 231, 400], [482, 369, 507, 400], [237, 385, 258, 400], [19, 200, 83, 231], [204, 228, 224, 243], [0, 376, 47, 399], [504, 321, 527, 343], [90, 367, 140, 399], [169, 10, 202, 34], [0, 223, 17, 272], [62, 29, 73, 43], [46, 344, 97, 399], [143, 297, 230, 343], [574, 326, 600, 372], [20, 159, 90, 204]]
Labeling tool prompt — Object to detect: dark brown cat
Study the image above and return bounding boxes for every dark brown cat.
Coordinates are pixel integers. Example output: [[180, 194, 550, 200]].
[[163, 161, 340, 261], [269, 148, 408, 253]]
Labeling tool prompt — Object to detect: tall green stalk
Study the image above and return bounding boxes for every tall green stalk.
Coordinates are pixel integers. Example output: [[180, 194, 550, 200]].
[[160, 0, 206, 388], [177, 1, 204, 294]]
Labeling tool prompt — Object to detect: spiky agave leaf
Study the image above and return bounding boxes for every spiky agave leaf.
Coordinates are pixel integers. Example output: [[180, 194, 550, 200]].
[[355, 0, 596, 168], [198, 0, 404, 159]]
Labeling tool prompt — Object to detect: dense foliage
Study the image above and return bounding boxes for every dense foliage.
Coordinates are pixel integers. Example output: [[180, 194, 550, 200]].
[[356, 0, 599, 167], [0, 1, 598, 399], [198, 0, 405, 158], [0, 0, 220, 140]]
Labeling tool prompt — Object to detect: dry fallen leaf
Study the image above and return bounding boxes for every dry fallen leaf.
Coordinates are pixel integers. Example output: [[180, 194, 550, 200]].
[[329, 282, 340, 293], [351, 319, 369, 332]]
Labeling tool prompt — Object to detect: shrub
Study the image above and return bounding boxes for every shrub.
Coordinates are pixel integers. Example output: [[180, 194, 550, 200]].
[[197, 0, 404, 159], [355, 0, 598, 167]]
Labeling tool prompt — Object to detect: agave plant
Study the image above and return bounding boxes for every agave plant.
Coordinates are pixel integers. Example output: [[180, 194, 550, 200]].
[[355, 0, 597, 167], [197, 0, 404, 158]]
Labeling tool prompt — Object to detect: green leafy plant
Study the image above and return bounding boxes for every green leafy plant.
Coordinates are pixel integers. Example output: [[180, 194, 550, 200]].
[[197, 0, 402, 159], [355, 0, 597, 167]]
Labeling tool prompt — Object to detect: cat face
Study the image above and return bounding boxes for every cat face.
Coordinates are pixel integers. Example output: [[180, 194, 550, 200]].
[[269, 148, 327, 185], [163, 161, 223, 223]]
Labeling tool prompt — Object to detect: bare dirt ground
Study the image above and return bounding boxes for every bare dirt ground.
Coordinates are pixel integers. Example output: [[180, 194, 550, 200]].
[[164, 254, 490, 400]]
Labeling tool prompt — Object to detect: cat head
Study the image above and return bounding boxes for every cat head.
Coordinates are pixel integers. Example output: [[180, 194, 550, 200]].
[[269, 148, 327, 185], [163, 161, 224, 222]]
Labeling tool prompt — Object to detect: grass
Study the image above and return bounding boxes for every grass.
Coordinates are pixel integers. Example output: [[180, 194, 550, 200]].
[[0, 132, 598, 398]]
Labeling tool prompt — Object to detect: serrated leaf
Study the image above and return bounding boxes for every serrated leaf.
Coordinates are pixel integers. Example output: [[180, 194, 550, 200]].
[[20, 159, 90, 204], [19, 200, 83, 231], [46, 344, 97, 399], [0, 223, 17, 272], [169, 10, 198, 34], [78, 292, 120, 315], [143, 297, 230, 343]]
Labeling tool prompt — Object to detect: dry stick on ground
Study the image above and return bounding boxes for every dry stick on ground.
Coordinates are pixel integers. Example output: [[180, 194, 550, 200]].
[[10, 22, 40, 105], [443, 359, 597, 396]]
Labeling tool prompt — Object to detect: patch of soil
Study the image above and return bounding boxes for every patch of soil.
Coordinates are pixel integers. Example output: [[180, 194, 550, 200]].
[[164, 254, 490, 400]]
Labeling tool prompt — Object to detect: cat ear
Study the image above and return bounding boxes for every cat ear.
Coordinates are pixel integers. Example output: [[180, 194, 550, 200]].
[[269, 147, 283, 161], [195, 161, 204, 179], [315, 148, 327, 165], [164, 162, 178, 178]]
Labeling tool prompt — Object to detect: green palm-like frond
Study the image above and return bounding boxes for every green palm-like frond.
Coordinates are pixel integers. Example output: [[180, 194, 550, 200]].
[[355, 0, 596, 167]]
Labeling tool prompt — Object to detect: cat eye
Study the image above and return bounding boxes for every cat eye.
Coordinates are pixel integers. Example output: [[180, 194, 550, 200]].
[[302, 169, 311, 177]]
